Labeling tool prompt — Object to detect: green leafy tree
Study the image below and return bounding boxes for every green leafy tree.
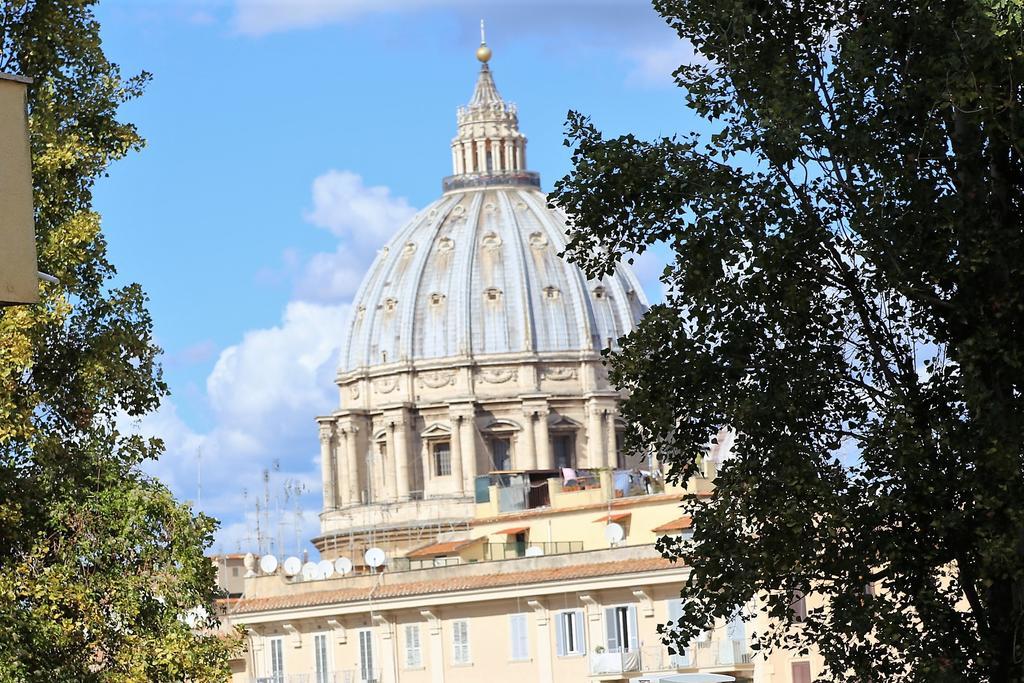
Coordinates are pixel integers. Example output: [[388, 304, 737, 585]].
[[552, 0, 1024, 680], [0, 2, 235, 680]]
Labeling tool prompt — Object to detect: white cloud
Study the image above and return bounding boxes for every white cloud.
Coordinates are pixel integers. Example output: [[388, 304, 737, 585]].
[[305, 170, 416, 245], [625, 40, 704, 88], [140, 169, 417, 554]]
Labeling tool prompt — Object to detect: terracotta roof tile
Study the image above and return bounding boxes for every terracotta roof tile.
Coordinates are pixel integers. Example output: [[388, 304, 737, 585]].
[[229, 557, 674, 615], [594, 512, 631, 523], [652, 516, 692, 532], [406, 538, 482, 558]]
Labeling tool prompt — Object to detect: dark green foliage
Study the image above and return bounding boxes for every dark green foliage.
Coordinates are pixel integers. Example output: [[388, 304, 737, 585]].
[[0, 1, 235, 680], [551, 1, 1024, 680]]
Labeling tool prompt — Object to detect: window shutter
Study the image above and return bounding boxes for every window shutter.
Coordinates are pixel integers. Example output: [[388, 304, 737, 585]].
[[627, 605, 640, 652], [555, 613, 566, 656], [792, 661, 812, 683], [665, 599, 687, 666], [509, 614, 528, 660], [573, 610, 586, 654], [604, 607, 620, 652]]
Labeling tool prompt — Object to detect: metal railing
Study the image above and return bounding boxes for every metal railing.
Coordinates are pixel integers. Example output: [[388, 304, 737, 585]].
[[589, 649, 642, 675], [483, 541, 583, 560], [253, 671, 355, 683]]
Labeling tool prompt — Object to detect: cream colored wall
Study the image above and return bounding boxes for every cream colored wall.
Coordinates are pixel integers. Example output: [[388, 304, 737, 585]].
[[0, 75, 37, 305]]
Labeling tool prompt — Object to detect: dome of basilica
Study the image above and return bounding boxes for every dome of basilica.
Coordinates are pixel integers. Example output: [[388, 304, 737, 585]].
[[316, 39, 650, 547], [341, 59, 646, 373]]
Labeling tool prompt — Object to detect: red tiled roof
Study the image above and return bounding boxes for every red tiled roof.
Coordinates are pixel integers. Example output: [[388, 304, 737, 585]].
[[496, 526, 530, 535], [406, 538, 482, 558], [229, 556, 676, 615], [652, 516, 692, 532], [594, 512, 631, 523]]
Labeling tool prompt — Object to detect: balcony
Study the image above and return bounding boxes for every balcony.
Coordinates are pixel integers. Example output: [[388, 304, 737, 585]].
[[589, 649, 642, 676], [252, 671, 366, 683], [483, 541, 583, 560]]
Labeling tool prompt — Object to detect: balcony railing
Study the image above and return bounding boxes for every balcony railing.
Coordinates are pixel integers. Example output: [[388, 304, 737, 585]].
[[483, 541, 583, 560], [589, 649, 642, 675], [253, 671, 356, 683]]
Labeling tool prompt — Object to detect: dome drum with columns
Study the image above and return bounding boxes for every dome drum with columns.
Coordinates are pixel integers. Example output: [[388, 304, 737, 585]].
[[313, 38, 649, 556]]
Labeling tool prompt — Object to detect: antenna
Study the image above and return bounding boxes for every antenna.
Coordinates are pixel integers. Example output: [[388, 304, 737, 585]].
[[283, 556, 302, 577], [259, 554, 278, 575], [196, 446, 202, 510], [364, 547, 386, 570], [605, 522, 625, 545]]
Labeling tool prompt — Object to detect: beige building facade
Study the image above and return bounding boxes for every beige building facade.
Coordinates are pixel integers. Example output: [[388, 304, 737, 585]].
[[220, 38, 825, 683]]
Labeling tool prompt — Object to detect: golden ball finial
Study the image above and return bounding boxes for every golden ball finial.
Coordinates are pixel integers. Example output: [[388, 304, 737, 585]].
[[476, 44, 492, 63]]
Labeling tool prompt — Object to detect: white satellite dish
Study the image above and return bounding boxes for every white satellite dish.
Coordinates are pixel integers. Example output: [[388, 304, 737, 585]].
[[605, 522, 625, 544], [282, 556, 302, 577], [335, 557, 353, 575], [524, 546, 544, 557], [302, 561, 320, 580], [318, 559, 335, 579], [364, 547, 386, 569], [258, 554, 278, 575]]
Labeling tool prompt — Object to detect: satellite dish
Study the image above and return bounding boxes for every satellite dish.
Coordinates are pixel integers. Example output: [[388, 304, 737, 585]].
[[302, 561, 320, 580], [258, 554, 278, 575], [364, 547, 386, 568], [335, 557, 353, 575], [605, 522, 625, 544], [282, 556, 302, 577], [318, 559, 335, 579], [524, 546, 544, 557]]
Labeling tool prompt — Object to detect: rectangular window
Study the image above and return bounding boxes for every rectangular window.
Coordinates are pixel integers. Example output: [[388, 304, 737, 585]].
[[554, 609, 586, 656], [452, 619, 471, 664], [433, 442, 452, 476], [790, 591, 807, 622], [553, 434, 575, 470], [791, 661, 812, 683], [314, 633, 330, 683], [268, 637, 284, 682], [509, 613, 529, 661], [404, 624, 422, 668], [604, 605, 639, 653], [358, 629, 375, 682], [665, 599, 690, 667], [491, 437, 512, 471]]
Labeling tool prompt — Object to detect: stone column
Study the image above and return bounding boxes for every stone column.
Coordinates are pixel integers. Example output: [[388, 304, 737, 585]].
[[476, 139, 487, 173], [518, 140, 527, 171], [520, 408, 537, 470], [318, 421, 336, 510], [605, 409, 618, 470], [535, 409, 552, 470], [420, 438, 431, 499], [588, 400, 604, 469], [450, 416, 464, 495], [395, 418, 410, 502], [334, 430, 348, 507], [346, 424, 361, 505], [460, 412, 478, 491], [504, 140, 514, 172], [385, 425, 398, 502]]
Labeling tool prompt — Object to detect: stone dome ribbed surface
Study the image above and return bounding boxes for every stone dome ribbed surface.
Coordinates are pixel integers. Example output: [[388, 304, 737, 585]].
[[341, 187, 648, 372]]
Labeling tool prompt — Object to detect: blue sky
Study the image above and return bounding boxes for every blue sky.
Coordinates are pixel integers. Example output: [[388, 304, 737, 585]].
[[93, 0, 699, 555]]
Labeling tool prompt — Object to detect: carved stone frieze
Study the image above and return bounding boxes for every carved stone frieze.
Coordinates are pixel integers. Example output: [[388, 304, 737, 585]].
[[418, 370, 456, 389], [479, 367, 517, 384], [542, 366, 577, 381], [373, 376, 399, 394]]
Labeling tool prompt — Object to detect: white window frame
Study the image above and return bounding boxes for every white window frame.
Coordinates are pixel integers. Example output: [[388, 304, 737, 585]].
[[404, 623, 423, 669], [357, 628, 375, 683], [451, 619, 471, 665], [312, 631, 333, 683], [509, 613, 530, 661], [554, 609, 586, 657], [604, 603, 640, 653], [266, 636, 285, 682]]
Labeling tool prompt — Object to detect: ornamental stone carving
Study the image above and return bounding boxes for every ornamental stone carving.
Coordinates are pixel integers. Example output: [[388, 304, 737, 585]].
[[542, 366, 577, 381], [418, 370, 456, 389], [373, 377, 399, 394], [479, 368, 517, 384]]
